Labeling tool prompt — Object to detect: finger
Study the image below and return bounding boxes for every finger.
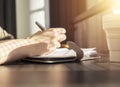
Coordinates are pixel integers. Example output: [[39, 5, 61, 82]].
[[50, 38, 61, 48], [42, 30, 58, 38], [49, 28, 66, 34], [58, 34, 66, 42], [45, 29, 66, 42]]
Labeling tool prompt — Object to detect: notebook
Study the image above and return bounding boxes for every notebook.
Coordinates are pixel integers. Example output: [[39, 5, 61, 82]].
[[23, 48, 77, 63], [22, 41, 100, 63]]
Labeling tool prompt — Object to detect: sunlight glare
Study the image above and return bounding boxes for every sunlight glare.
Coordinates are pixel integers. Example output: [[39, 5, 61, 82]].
[[112, 0, 120, 14]]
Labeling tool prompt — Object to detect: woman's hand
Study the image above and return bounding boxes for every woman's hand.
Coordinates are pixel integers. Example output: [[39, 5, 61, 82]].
[[28, 28, 66, 55], [29, 28, 66, 42]]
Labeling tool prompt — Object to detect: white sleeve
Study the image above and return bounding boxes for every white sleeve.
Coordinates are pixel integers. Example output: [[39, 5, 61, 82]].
[[0, 26, 14, 40]]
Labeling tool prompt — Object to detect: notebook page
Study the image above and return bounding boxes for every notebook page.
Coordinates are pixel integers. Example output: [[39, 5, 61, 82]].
[[31, 48, 77, 58]]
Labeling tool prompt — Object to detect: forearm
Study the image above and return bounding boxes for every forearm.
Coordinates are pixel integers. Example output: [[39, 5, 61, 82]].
[[0, 39, 35, 64]]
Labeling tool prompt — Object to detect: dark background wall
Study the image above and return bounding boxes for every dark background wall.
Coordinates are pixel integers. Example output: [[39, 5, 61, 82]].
[[0, 0, 16, 37], [50, 0, 86, 41]]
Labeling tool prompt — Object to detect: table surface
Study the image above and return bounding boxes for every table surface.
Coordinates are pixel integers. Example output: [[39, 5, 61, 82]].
[[0, 57, 120, 87]]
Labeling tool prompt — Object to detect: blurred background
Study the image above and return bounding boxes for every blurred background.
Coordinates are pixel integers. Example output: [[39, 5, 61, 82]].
[[0, 0, 87, 39], [0, 0, 116, 57]]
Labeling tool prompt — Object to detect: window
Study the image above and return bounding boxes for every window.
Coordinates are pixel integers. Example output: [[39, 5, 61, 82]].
[[30, 0, 50, 34], [16, 0, 50, 38]]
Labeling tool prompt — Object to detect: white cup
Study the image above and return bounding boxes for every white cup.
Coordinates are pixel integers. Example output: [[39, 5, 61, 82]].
[[103, 14, 120, 62]]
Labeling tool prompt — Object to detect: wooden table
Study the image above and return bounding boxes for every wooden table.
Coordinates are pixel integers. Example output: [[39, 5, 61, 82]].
[[0, 57, 120, 87]]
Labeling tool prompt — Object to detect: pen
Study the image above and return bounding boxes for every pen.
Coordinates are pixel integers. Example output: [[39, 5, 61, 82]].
[[35, 21, 46, 31]]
